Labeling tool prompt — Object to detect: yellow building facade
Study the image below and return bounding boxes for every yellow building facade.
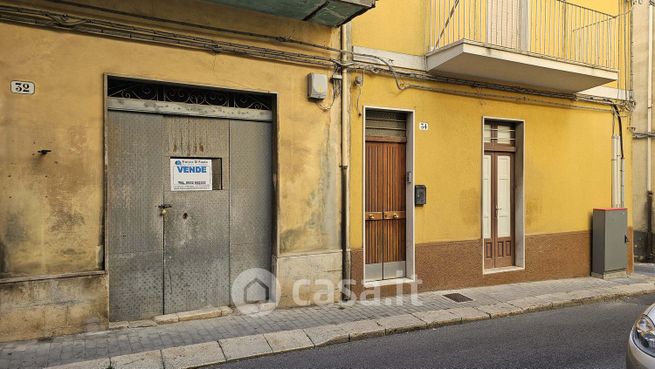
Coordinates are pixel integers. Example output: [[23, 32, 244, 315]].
[[0, 0, 634, 341], [346, 0, 634, 295]]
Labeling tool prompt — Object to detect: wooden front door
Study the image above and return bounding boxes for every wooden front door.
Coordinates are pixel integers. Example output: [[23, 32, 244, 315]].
[[364, 109, 408, 281], [483, 122, 516, 269], [365, 139, 407, 280]]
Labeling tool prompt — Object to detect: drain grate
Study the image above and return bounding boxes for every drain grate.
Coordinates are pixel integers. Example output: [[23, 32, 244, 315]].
[[443, 293, 473, 303]]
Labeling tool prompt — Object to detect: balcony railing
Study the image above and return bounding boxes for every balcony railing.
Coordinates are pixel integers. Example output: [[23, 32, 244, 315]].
[[429, 0, 621, 70]]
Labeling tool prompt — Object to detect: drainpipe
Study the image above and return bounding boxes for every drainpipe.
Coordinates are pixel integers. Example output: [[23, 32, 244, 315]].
[[647, 1, 653, 260], [340, 23, 352, 299], [612, 104, 626, 208], [612, 134, 621, 208]]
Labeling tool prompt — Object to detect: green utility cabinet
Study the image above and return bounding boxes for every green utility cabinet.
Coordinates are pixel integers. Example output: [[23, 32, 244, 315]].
[[592, 208, 628, 278]]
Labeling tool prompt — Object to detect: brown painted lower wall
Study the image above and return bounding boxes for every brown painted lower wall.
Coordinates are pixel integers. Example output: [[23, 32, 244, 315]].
[[0, 273, 108, 342], [350, 229, 634, 298]]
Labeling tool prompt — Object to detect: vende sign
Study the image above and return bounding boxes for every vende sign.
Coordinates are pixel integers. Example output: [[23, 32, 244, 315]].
[[170, 158, 212, 191]]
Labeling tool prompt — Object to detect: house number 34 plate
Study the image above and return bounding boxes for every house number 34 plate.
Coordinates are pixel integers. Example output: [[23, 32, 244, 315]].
[[10, 80, 35, 95]]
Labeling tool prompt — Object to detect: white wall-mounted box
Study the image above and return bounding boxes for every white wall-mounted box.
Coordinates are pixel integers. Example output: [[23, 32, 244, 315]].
[[307, 73, 328, 100]]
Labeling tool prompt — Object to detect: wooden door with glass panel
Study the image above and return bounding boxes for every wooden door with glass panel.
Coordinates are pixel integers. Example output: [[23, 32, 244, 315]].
[[483, 121, 515, 269], [365, 110, 407, 281]]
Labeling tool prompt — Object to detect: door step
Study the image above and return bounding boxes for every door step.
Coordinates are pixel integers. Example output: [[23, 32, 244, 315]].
[[108, 306, 233, 330]]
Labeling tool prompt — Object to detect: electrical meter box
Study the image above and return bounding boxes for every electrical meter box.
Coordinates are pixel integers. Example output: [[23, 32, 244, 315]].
[[307, 73, 328, 100], [592, 208, 628, 278]]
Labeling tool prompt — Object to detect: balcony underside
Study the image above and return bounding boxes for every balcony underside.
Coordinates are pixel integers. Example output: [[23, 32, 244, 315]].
[[426, 41, 618, 93], [204, 0, 375, 27]]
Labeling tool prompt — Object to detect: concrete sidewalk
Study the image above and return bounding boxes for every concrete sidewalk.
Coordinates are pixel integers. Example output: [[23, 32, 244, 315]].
[[2, 275, 655, 369]]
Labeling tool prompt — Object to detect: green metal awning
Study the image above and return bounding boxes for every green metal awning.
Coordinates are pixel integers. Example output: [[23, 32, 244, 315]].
[[205, 0, 376, 27]]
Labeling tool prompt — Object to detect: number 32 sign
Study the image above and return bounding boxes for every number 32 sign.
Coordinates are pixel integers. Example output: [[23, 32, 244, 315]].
[[10, 80, 35, 95]]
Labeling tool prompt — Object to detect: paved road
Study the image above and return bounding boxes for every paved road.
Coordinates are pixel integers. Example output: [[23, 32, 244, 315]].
[[213, 294, 655, 369]]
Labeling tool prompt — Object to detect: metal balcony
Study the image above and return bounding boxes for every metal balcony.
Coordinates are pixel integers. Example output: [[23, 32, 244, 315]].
[[426, 0, 621, 92]]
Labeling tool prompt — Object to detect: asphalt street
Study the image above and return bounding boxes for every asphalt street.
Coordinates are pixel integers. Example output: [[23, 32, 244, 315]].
[[212, 293, 655, 369]]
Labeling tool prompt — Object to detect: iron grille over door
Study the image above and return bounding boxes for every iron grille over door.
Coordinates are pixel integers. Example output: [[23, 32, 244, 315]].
[[107, 78, 272, 110]]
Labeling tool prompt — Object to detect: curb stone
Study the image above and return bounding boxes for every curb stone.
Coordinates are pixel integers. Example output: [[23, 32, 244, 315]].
[[303, 324, 349, 347], [507, 296, 553, 313], [264, 329, 314, 353], [448, 306, 491, 321], [161, 341, 225, 369], [412, 309, 462, 327], [376, 314, 427, 334], [566, 289, 606, 304], [539, 292, 582, 308], [219, 334, 272, 362], [339, 319, 384, 341], [476, 302, 523, 318]]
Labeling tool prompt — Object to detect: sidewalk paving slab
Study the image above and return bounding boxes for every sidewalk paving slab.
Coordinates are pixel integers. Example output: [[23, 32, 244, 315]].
[[46, 358, 111, 369], [161, 341, 225, 369], [338, 319, 384, 341], [609, 283, 655, 297], [619, 282, 655, 295], [111, 350, 163, 369], [303, 324, 349, 347], [263, 329, 314, 353], [376, 314, 427, 334], [218, 334, 271, 361], [412, 309, 462, 327]]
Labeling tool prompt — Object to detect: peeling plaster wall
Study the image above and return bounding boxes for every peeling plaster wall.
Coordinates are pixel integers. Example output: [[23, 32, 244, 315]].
[[0, 0, 343, 280], [0, 274, 108, 343], [0, 67, 104, 278]]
